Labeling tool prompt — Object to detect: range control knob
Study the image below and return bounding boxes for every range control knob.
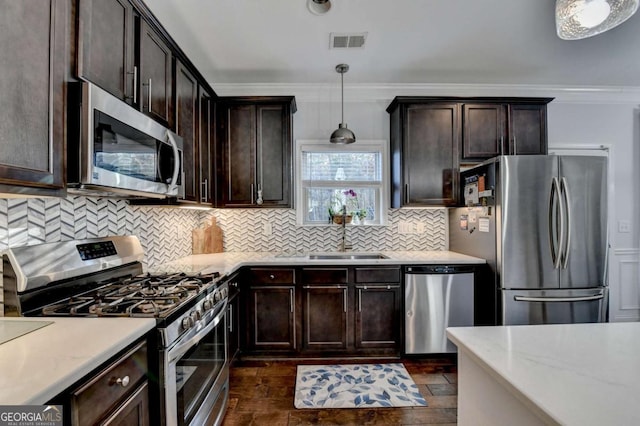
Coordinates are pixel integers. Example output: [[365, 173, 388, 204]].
[[214, 290, 221, 302], [181, 316, 192, 331], [191, 310, 201, 323], [203, 299, 213, 311]]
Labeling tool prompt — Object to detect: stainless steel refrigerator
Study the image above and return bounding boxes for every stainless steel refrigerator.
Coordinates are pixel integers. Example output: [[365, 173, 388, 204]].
[[449, 155, 608, 325]]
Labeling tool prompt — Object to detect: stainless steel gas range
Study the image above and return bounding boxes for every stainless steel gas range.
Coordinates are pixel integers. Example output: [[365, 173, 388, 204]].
[[2, 236, 229, 426]]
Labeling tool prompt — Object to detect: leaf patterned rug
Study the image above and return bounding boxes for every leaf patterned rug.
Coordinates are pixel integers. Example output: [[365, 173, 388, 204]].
[[294, 363, 427, 409]]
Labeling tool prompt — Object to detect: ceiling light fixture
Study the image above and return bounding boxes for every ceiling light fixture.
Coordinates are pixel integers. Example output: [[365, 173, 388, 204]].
[[555, 0, 639, 40], [307, 0, 331, 15], [330, 64, 356, 145]]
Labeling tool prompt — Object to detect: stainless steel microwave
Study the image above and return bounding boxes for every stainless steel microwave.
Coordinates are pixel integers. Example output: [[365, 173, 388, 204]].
[[67, 82, 184, 199]]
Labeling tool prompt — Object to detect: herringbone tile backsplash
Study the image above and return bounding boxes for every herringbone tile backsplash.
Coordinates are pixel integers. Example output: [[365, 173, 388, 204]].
[[202, 208, 446, 253], [0, 197, 447, 270]]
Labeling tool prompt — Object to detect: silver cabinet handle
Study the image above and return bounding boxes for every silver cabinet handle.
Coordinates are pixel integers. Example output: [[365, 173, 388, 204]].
[[560, 177, 571, 269], [514, 294, 603, 303], [500, 136, 504, 155], [290, 288, 294, 313], [201, 179, 208, 203], [251, 183, 255, 204], [132, 66, 137, 104], [343, 288, 347, 313], [147, 78, 152, 111], [228, 304, 233, 333], [358, 288, 362, 312], [256, 183, 263, 205], [110, 375, 130, 387], [126, 66, 137, 103], [513, 135, 517, 155], [404, 184, 409, 204]]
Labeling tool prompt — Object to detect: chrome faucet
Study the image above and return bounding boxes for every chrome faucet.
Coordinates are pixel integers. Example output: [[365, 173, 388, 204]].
[[339, 206, 353, 252]]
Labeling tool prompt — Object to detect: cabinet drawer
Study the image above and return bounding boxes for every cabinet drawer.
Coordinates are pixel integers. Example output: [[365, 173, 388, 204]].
[[72, 340, 148, 426], [355, 267, 401, 283], [248, 268, 295, 284], [301, 268, 348, 284]]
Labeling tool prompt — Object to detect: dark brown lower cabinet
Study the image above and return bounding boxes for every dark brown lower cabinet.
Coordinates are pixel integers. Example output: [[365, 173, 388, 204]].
[[302, 285, 348, 351], [246, 285, 296, 351], [355, 285, 401, 349]]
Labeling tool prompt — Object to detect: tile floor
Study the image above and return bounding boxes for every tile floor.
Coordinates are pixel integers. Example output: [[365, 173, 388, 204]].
[[222, 357, 458, 425]]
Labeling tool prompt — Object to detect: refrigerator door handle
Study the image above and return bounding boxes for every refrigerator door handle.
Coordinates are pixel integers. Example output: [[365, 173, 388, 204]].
[[514, 294, 604, 303], [549, 177, 562, 268], [560, 177, 571, 269]]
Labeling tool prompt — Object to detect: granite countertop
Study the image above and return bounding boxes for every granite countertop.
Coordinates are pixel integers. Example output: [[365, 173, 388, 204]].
[[446, 323, 640, 425], [148, 250, 486, 277], [0, 317, 156, 405]]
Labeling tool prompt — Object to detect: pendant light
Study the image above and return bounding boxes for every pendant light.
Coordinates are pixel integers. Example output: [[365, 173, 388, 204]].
[[556, 0, 639, 40], [330, 64, 356, 144]]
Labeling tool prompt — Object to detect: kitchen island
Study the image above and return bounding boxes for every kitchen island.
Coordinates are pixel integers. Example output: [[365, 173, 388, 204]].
[[447, 323, 640, 426], [0, 317, 155, 405]]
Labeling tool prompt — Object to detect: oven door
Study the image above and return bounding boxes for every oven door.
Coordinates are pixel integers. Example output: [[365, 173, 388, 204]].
[[163, 301, 228, 426]]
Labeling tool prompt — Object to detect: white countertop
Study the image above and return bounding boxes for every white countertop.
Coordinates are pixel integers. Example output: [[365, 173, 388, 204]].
[[148, 250, 486, 277], [447, 323, 640, 426], [0, 317, 156, 405]]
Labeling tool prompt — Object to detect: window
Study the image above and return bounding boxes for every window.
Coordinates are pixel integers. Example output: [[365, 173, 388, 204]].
[[296, 140, 388, 225]]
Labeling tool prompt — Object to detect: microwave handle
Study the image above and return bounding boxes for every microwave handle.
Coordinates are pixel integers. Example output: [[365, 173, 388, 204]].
[[166, 131, 181, 192]]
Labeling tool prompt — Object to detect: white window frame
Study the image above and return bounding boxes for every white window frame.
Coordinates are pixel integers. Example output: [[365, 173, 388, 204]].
[[295, 139, 389, 226]]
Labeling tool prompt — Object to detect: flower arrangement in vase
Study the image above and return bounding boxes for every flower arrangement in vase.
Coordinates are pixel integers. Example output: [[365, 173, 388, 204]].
[[328, 189, 367, 224]]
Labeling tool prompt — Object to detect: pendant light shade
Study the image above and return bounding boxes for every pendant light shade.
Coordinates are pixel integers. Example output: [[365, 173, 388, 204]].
[[330, 64, 356, 144], [555, 0, 639, 40], [307, 0, 331, 15]]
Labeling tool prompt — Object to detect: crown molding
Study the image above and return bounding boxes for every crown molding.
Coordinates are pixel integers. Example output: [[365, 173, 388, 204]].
[[213, 82, 640, 104]]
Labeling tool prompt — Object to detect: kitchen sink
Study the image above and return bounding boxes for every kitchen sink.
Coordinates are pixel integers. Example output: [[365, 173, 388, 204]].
[[307, 253, 389, 260]]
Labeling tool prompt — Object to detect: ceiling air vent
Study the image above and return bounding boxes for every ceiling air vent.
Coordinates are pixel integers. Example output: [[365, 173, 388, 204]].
[[330, 32, 367, 49]]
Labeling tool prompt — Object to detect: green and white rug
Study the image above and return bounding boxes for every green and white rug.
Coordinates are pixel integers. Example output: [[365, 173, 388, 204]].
[[294, 363, 427, 409]]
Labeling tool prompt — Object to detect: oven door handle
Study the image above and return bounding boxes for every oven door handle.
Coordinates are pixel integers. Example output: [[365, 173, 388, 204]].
[[168, 300, 227, 363]]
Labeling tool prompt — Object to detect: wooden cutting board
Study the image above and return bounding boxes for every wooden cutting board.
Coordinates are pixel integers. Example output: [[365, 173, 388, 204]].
[[192, 217, 223, 254], [205, 217, 224, 253]]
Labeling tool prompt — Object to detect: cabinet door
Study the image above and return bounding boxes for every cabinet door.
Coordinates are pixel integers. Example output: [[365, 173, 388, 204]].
[[247, 286, 296, 351], [462, 104, 507, 160], [102, 382, 149, 426], [0, 0, 65, 193], [508, 104, 548, 155], [174, 61, 199, 202], [199, 90, 214, 204], [256, 104, 291, 207], [78, 0, 135, 102], [221, 104, 256, 206], [302, 286, 348, 351], [227, 294, 240, 362], [138, 19, 171, 126], [355, 285, 401, 349], [404, 104, 460, 206]]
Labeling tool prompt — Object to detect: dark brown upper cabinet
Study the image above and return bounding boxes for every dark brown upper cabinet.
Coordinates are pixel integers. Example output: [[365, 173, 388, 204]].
[[0, 0, 66, 195], [388, 100, 461, 207], [216, 97, 296, 208], [388, 96, 552, 206], [198, 89, 215, 204], [461, 99, 552, 162], [174, 60, 199, 203], [137, 18, 172, 126], [78, 0, 136, 104]]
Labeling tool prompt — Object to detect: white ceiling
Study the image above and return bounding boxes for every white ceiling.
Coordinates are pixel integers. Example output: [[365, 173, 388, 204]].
[[144, 0, 640, 88]]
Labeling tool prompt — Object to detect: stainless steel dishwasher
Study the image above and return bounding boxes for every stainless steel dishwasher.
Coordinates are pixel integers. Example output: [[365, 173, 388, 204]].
[[404, 265, 474, 354]]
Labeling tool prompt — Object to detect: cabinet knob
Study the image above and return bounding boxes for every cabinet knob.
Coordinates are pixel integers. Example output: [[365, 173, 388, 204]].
[[110, 375, 130, 387], [269, 274, 275, 280]]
